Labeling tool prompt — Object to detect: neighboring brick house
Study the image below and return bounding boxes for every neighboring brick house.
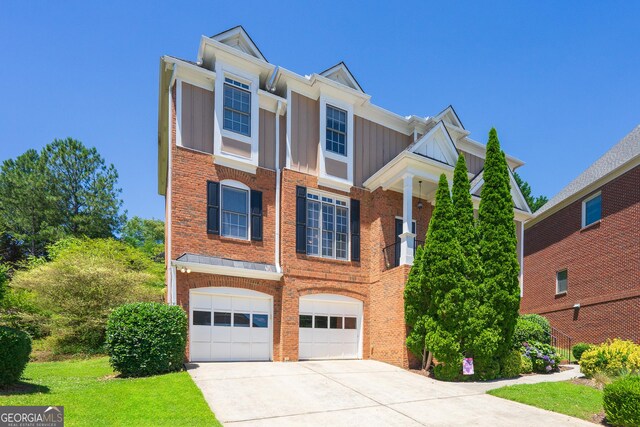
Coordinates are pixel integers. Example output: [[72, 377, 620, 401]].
[[157, 26, 532, 368], [522, 126, 640, 344]]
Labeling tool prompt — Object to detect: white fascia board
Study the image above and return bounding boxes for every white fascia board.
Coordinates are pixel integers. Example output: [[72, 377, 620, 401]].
[[172, 260, 283, 281], [258, 89, 287, 113], [199, 36, 274, 72], [317, 176, 353, 192], [525, 154, 640, 229], [470, 196, 534, 221], [214, 155, 258, 174], [508, 168, 532, 214], [409, 121, 459, 166], [459, 137, 525, 169], [364, 151, 453, 192]]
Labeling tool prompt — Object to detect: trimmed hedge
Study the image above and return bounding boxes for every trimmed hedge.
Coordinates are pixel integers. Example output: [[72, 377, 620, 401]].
[[603, 375, 640, 427], [572, 342, 593, 362], [0, 326, 32, 386], [106, 303, 187, 377], [501, 349, 522, 378], [513, 318, 547, 348], [520, 314, 551, 343]]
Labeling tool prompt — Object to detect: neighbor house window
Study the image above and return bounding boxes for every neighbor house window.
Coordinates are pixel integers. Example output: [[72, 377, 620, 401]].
[[325, 105, 347, 156], [221, 185, 248, 239], [582, 192, 602, 227], [306, 193, 349, 260], [223, 77, 251, 137], [556, 270, 568, 294]]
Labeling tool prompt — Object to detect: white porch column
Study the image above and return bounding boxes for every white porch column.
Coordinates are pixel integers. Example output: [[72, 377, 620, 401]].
[[399, 174, 415, 265]]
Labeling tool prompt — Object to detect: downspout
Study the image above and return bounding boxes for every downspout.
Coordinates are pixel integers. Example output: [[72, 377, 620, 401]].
[[167, 63, 177, 304], [274, 99, 284, 273]]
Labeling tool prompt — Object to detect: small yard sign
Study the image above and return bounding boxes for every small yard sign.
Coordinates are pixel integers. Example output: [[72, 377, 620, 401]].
[[463, 358, 474, 375]]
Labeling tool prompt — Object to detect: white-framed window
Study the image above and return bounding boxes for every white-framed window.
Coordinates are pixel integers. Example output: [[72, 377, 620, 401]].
[[306, 192, 349, 260], [582, 192, 602, 227], [220, 180, 249, 240], [556, 269, 568, 294], [325, 105, 347, 156], [223, 77, 251, 137]]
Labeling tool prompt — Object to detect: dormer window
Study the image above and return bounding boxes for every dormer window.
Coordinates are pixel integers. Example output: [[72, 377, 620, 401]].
[[326, 105, 347, 156], [223, 78, 251, 137]]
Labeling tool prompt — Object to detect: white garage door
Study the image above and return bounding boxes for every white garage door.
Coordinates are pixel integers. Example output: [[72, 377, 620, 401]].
[[190, 288, 272, 362], [299, 294, 363, 360]]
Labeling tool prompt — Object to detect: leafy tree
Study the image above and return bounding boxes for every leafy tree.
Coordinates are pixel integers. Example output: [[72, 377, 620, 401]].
[[121, 216, 164, 259], [513, 172, 548, 212], [477, 128, 521, 366], [11, 238, 162, 352], [420, 175, 469, 379], [0, 150, 61, 258], [42, 138, 126, 238]]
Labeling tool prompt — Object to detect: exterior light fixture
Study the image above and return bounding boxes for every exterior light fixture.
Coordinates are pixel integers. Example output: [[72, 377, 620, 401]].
[[417, 180, 424, 210], [186, 269, 191, 274], [180, 267, 186, 273]]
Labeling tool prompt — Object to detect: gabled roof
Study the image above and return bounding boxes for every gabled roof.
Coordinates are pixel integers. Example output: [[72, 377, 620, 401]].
[[319, 62, 364, 92], [407, 121, 459, 167], [535, 125, 640, 217], [433, 105, 465, 129], [469, 168, 532, 214], [209, 26, 267, 62]]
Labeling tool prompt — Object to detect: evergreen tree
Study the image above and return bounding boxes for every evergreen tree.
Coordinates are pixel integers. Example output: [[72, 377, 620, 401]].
[[421, 174, 469, 379], [477, 128, 521, 366], [404, 244, 428, 360], [513, 172, 548, 212], [451, 154, 479, 276]]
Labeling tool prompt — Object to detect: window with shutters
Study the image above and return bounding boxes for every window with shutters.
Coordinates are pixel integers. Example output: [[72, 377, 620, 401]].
[[306, 192, 349, 260]]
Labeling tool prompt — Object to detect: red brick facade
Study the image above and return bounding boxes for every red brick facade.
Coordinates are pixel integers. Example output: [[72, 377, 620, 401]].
[[169, 144, 432, 368], [522, 165, 640, 344]]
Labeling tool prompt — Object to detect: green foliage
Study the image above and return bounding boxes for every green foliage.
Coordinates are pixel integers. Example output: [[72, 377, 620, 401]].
[[11, 238, 162, 353], [0, 326, 32, 385], [603, 375, 640, 427], [513, 171, 548, 212], [512, 318, 547, 348], [404, 244, 428, 359], [419, 175, 470, 379], [572, 343, 594, 361], [520, 353, 533, 374], [477, 128, 521, 362], [580, 339, 640, 378], [0, 287, 52, 339], [522, 341, 560, 373], [520, 314, 551, 342], [501, 349, 522, 378], [0, 263, 7, 302], [106, 303, 187, 377], [121, 216, 165, 260]]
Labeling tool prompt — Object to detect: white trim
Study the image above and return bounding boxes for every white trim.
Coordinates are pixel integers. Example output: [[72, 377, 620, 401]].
[[581, 191, 602, 228], [518, 220, 524, 298], [213, 155, 258, 174], [318, 94, 354, 187], [285, 87, 292, 169], [214, 61, 259, 171], [170, 266, 177, 305], [209, 27, 267, 62], [555, 269, 568, 295], [319, 63, 363, 93], [220, 180, 251, 241], [172, 260, 283, 281], [305, 189, 351, 262], [176, 79, 183, 147], [274, 100, 283, 273], [409, 121, 459, 166]]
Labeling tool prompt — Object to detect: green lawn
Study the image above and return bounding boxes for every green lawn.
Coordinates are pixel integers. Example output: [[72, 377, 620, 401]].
[[0, 357, 220, 427], [488, 381, 603, 421]]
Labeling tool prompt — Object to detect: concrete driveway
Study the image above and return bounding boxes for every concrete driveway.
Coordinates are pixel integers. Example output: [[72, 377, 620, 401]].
[[187, 360, 592, 426]]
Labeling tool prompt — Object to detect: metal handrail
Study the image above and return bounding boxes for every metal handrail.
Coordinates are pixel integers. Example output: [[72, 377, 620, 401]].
[[382, 240, 424, 269]]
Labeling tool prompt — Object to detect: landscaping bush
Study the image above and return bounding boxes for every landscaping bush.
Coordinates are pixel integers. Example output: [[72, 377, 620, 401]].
[[501, 349, 522, 378], [520, 314, 551, 343], [522, 341, 560, 373], [603, 375, 640, 427], [106, 302, 187, 377], [572, 342, 594, 362], [512, 317, 547, 348], [0, 326, 32, 385], [580, 339, 640, 378], [520, 354, 533, 374]]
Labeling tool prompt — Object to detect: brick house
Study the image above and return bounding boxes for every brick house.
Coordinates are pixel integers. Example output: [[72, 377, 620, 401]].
[[157, 26, 532, 368], [522, 126, 640, 344]]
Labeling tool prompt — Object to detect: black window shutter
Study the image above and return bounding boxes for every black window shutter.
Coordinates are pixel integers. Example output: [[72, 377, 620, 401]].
[[250, 190, 263, 241], [206, 181, 220, 234], [350, 199, 360, 262], [296, 186, 307, 253]]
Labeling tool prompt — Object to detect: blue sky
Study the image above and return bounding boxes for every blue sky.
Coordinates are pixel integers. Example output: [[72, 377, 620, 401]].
[[1, 1, 638, 220]]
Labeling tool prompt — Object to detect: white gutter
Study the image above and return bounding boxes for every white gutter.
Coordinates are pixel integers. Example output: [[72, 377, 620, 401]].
[[171, 260, 283, 281], [167, 63, 177, 304], [274, 100, 284, 273]]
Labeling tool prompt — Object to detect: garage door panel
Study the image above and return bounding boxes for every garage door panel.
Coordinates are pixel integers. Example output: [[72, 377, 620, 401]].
[[192, 294, 212, 309], [211, 326, 232, 342], [231, 343, 252, 360], [251, 328, 269, 343], [231, 327, 252, 343], [251, 343, 270, 360], [211, 295, 232, 310], [211, 342, 231, 360], [191, 325, 212, 342], [299, 328, 313, 343], [191, 342, 211, 361]]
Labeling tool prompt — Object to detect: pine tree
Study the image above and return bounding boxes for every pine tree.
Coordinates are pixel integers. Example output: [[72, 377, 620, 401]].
[[404, 244, 428, 360], [420, 174, 469, 379], [477, 128, 521, 367]]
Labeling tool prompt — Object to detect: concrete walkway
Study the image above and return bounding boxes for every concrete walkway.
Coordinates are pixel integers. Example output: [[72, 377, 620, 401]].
[[187, 360, 591, 426]]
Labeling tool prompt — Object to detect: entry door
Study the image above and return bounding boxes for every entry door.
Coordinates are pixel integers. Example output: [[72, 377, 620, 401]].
[[190, 289, 272, 362], [298, 294, 363, 360]]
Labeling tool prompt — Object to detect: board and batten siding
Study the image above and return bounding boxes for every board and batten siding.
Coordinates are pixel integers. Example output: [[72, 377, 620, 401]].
[[462, 151, 485, 175], [354, 115, 412, 186], [289, 92, 319, 174], [258, 109, 276, 170], [181, 82, 214, 153]]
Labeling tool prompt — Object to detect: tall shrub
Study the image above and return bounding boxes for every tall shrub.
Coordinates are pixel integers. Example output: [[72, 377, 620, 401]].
[[477, 128, 521, 364], [421, 175, 469, 379], [404, 245, 428, 360], [0, 326, 32, 385]]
